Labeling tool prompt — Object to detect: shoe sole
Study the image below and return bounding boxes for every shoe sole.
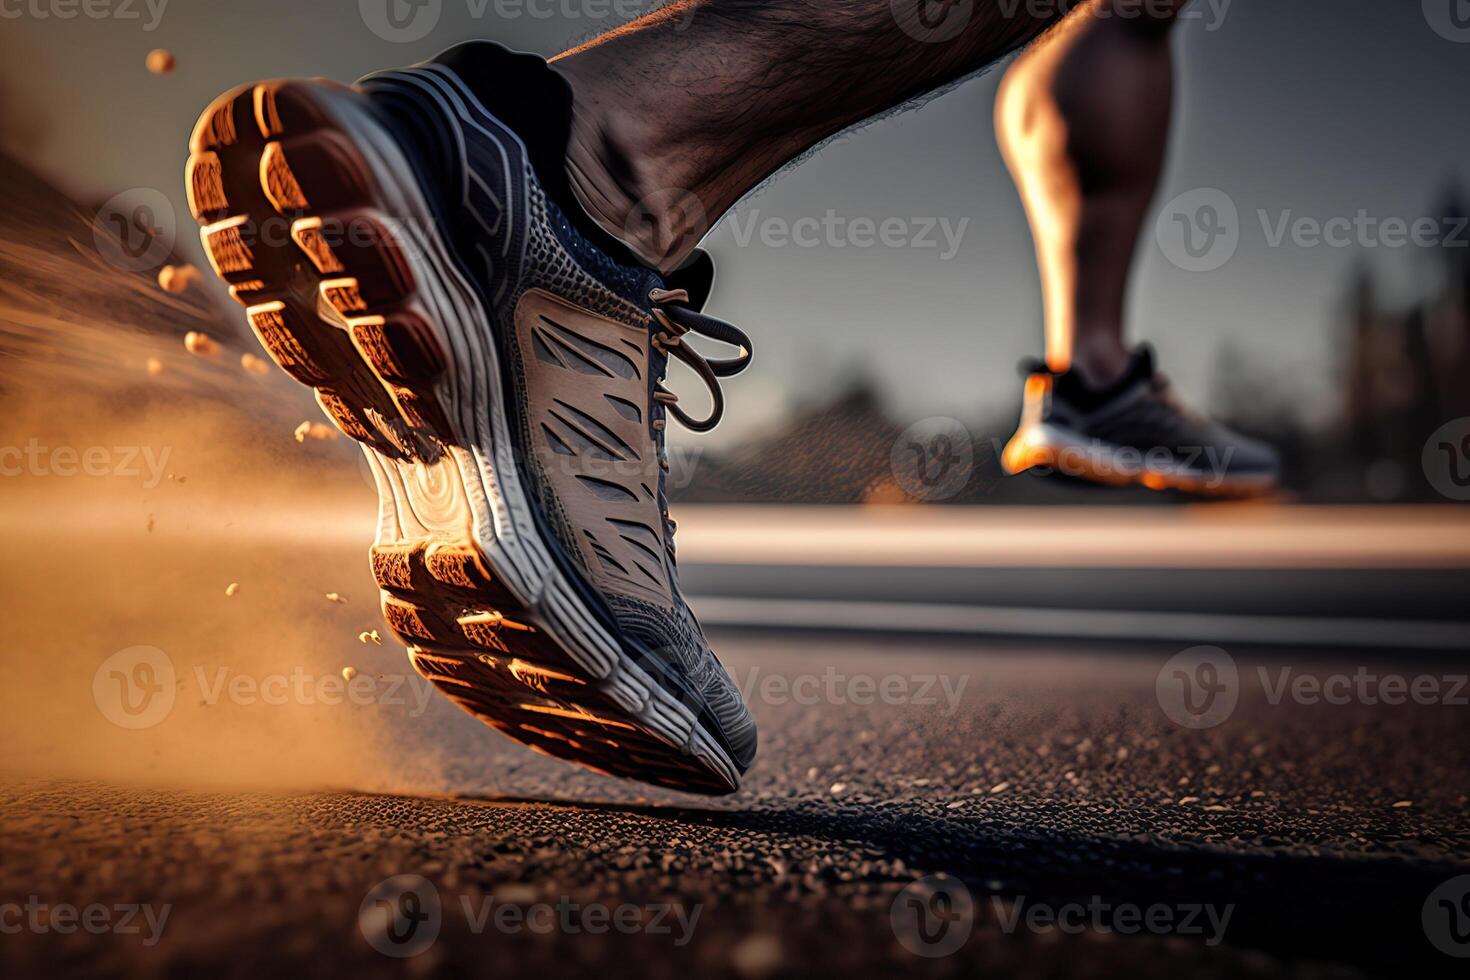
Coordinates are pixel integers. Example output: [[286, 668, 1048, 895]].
[[186, 78, 740, 795], [1001, 422, 1278, 499]]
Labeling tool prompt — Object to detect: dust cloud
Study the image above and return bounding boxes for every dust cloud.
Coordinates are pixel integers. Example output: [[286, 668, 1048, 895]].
[[0, 181, 512, 799]]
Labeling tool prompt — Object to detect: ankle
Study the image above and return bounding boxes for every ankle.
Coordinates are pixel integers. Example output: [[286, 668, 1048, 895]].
[[1066, 335, 1132, 388], [552, 60, 708, 273]]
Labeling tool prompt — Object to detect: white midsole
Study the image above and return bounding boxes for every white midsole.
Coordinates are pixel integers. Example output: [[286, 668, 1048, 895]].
[[1007, 422, 1277, 491]]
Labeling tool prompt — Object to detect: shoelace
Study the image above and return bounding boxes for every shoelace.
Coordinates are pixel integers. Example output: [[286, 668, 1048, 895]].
[[645, 287, 754, 552], [648, 287, 753, 433]]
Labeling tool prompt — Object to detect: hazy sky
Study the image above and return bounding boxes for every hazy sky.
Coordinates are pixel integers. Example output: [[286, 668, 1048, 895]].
[[2, 0, 1467, 448]]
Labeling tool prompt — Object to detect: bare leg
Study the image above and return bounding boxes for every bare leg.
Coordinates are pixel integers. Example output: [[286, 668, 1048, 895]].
[[552, 1, 1066, 271], [995, 0, 1188, 384]]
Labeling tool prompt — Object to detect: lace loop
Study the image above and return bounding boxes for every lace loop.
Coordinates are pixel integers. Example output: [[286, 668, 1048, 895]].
[[647, 289, 753, 433]]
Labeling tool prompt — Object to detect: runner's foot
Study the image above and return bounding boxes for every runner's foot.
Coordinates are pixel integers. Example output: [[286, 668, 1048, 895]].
[[185, 43, 756, 793], [1001, 347, 1280, 497]]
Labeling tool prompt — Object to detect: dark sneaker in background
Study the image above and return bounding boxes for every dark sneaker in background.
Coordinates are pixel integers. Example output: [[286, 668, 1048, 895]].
[[1001, 346, 1280, 497], [185, 42, 755, 793]]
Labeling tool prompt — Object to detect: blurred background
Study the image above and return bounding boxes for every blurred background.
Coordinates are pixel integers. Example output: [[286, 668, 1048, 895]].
[[2, 0, 1469, 503]]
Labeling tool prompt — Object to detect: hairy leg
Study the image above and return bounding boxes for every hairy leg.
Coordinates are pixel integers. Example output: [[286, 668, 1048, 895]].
[[995, 0, 1188, 384], [552, 0, 1066, 271]]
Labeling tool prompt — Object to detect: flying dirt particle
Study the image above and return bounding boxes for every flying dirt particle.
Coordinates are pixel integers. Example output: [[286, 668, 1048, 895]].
[[294, 420, 339, 443], [325, 592, 348, 604], [1392, 800, 1414, 809], [829, 782, 848, 795], [146, 49, 175, 74], [990, 781, 1011, 794], [146, 356, 164, 377], [341, 666, 358, 682], [358, 630, 382, 645], [240, 353, 272, 377], [184, 331, 221, 358], [225, 582, 240, 598], [157, 264, 200, 294], [167, 473, 188, 484], [146, 514, 155, 533]]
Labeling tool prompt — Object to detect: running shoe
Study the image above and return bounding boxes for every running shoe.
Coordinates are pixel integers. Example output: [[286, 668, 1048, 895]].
[[185, 42, 756, 794], [1001, 346, 1280, 496]]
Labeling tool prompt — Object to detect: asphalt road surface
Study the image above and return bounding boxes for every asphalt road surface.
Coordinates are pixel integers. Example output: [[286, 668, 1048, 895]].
[[4, 633, 1469, 980]]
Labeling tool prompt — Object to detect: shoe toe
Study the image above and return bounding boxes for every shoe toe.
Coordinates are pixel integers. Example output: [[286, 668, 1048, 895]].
[[1229, 433, 1282, 477], [700, 654, 759, 772]]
